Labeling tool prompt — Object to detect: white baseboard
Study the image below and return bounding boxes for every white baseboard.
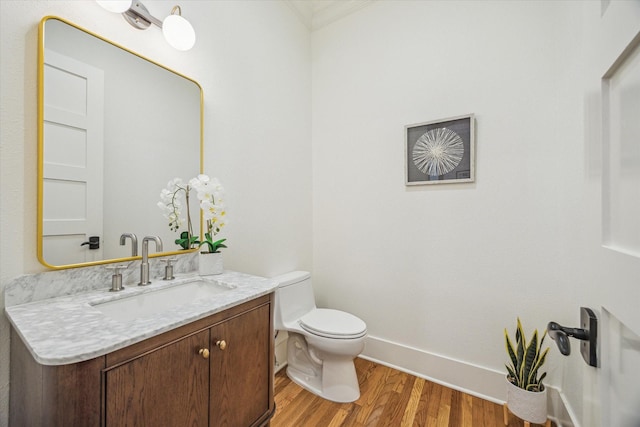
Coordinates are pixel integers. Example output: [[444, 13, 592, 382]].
[[361, 335, 576, 427]]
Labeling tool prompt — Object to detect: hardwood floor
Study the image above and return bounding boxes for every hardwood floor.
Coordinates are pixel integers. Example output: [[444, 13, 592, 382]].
[[271, 358, 555, 427]]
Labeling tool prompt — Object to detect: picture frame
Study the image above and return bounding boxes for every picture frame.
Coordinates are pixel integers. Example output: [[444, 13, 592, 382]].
[[405, 114, 475, 185]]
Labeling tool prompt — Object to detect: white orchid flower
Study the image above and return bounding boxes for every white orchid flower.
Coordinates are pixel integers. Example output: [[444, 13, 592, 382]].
[[159, 174, 227, 250]]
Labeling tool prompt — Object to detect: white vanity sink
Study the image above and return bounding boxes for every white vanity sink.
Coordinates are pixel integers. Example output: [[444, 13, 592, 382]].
[[92, 279, 233, 322]]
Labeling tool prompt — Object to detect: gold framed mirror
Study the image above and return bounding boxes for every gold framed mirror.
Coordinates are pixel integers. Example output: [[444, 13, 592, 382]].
[[37, 16, 203, 269]]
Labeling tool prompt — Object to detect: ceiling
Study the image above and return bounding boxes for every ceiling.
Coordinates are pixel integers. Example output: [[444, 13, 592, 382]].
[[284, 0, 375, 30]]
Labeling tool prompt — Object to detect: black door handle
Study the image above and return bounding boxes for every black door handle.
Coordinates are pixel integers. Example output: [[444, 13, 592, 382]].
[[81, 236, 100, 250]]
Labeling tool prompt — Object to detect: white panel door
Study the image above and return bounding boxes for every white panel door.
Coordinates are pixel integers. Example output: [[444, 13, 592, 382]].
[[42, 49, 104, 266], [598, 2, 640, 426]]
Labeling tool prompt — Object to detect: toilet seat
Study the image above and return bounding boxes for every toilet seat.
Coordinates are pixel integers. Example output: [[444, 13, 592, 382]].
[[299, 309, 367, 339]]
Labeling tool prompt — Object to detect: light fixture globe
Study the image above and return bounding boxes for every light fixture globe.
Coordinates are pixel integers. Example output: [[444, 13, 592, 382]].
[[96, 0, 132, 13], [162, 13, 196, 51]]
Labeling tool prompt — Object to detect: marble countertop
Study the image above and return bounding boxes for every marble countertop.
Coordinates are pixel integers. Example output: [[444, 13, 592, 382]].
[[5, 271, 278, 366]]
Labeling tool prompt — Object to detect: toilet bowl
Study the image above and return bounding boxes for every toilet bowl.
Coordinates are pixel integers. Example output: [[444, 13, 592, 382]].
[[273, 271, 367, 403]]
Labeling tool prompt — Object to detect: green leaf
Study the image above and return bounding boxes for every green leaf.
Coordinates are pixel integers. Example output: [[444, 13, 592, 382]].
[[516, 333, 525, 383], [199, 237, 228, 253], [505, 328, 518, 373], [505, 365, 517, 383], [521, 329, 539, 387], [525, 383, 540, 392], [537, 371, 547, 389], [528, 347, 549, 386]]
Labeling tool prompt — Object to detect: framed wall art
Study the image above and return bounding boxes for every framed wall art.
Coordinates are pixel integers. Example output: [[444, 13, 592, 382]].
[[405, 114, 475, 185]]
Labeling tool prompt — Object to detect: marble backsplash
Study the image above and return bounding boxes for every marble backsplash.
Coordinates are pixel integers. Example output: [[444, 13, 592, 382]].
[[4, 252, 198, 307]]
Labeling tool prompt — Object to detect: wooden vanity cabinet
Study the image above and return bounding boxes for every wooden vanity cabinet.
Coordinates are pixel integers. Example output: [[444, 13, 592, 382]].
[[209, 302, 272, 426], [104, 329, 210, 426], [10, 293, 275, 427]]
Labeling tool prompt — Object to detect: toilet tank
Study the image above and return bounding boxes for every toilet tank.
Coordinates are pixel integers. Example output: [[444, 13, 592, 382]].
[[273, 271, 316, 330]]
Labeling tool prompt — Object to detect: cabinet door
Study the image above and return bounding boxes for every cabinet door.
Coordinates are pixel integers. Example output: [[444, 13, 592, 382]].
[[105, 330, 210, 427], [210, 304, 271, 426]]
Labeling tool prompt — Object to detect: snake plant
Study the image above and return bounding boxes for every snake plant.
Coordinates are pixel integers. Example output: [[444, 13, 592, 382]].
[[504, 318, 549, 392]]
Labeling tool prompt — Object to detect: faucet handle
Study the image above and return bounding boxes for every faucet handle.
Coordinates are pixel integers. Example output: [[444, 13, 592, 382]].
[[105, 264, 128, 292], [161, 258, 177, 280]]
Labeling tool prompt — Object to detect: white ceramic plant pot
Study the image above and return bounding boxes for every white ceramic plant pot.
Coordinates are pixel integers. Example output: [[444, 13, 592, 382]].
[[506, 377, 548, 424], [198, 252, 223, 276]]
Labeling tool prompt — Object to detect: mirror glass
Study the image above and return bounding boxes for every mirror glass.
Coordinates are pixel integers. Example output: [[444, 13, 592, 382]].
[[38, 17, 202, 269]]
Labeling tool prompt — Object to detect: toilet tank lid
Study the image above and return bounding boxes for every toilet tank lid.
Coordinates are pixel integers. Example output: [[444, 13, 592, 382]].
[[273, 271, 311, 287]]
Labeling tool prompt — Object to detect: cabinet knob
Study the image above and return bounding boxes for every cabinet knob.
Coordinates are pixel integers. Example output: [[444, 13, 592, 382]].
[[216, 340, 227, 351], [198, 348, 210, 359]]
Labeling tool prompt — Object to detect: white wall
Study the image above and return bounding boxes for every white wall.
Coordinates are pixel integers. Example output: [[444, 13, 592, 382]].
[[0, 1, 311, 425], [311, 1, 639, 426]]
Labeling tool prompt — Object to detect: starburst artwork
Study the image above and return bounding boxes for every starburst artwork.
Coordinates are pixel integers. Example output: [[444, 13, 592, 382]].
[[405, 114, 475, 185], [412, 128, 464, 176]]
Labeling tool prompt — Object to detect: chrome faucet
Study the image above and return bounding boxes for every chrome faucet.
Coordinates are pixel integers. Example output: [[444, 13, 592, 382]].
[[139, 236, 163, 286], [119, 233, 138, 256]]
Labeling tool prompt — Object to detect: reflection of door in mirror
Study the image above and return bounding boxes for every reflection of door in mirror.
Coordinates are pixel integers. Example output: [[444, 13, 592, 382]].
[[43, 49, 105, 266], [38, 17, 203, 269]]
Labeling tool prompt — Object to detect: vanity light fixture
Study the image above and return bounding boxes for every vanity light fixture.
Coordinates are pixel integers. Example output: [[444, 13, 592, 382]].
[[96, 0, 196, 51]]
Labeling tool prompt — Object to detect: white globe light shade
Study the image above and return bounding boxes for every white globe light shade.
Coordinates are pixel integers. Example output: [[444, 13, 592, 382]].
[[162, 14, 196, 51], [96, 0, 132, 13]]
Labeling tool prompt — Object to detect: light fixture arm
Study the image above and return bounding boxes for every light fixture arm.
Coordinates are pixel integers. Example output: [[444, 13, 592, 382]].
[[170, 6, 183, 17], [122, 1, 163, 30]]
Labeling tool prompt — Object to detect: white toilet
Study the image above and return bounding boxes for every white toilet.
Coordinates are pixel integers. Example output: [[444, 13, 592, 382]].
[[273, 271, 367, 403]]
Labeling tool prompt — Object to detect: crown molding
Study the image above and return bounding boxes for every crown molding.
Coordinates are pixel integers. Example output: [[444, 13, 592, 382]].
[[312, 0, 375, 30], [284, 0, 375, 31], [284, 0, 314, 30]]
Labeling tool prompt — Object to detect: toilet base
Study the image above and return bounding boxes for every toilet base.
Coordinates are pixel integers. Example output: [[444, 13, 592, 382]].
[[286, 333, 361, 403], [287, 358, 360, 403]]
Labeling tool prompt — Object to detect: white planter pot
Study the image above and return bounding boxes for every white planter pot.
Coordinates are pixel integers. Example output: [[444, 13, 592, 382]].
[[506, 377, 548, 424], [198, 252, 223, 276]]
